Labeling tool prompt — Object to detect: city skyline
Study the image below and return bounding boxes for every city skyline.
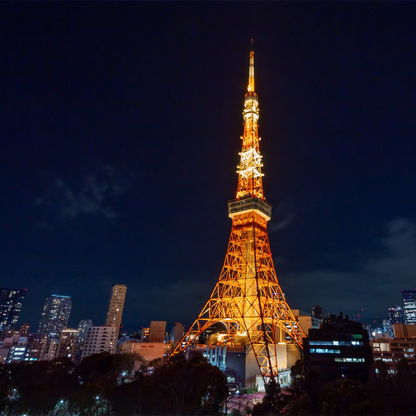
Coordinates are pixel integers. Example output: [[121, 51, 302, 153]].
[[1, 4, 416, 332]]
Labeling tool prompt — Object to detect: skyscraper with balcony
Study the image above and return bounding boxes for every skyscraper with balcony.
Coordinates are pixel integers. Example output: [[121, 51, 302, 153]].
[[105, 284, 127, 340], [0, 288, 26, 334], [38, 295, 72, 338], [401, 290, 416, 325]]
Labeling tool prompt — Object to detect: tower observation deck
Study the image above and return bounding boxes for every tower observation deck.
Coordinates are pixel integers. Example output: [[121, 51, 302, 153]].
[[168, 44, 305, 382]]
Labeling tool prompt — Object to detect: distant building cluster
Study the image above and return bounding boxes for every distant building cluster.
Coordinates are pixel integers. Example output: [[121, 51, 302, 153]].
[[2, 284, 416, 388], [0, 284, 185, 370], [0, 284, 131, 365]]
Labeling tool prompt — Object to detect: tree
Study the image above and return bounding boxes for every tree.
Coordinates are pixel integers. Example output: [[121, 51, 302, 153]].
[[252, 379, 287, 416]]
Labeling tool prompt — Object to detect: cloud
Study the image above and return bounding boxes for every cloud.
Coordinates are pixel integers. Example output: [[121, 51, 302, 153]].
[[36, 166, 130, 220], [268, 198, 295, 233], [282, 218, 416, 321], [363, 218, 416, 287]]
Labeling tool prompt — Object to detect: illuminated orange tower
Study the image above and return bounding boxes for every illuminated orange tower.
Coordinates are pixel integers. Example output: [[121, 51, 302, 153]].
[[169, 45, 305, 381]]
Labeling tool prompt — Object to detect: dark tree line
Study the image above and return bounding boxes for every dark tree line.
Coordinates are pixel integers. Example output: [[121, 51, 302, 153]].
[[0, 352, 228, 416], [250, 359, 416, 416], [4, 352, 416, 416]]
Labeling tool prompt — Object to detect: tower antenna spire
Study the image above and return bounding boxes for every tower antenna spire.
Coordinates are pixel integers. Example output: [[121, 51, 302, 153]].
[[248, 42, 255, 93]]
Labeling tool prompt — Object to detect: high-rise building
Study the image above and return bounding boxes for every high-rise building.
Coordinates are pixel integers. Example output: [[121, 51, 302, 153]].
[[105, 284, 127, 339], [171, 322, 185, 347], [388, 306, 405, 325], [312, 305, 324, 320], [0, 288, 26, 334], [382, 319, 393, 337], [401, 290, 416, 325], [386, 306, 404, 337], [38, 295, 72, 338], [75, 319, 93, 363], [81, 326, 117, 361], [149, 321, 166, 343]]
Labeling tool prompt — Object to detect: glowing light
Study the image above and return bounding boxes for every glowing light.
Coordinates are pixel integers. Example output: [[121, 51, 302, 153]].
[[237, 148, 264, 179], [167, 46, 305, 384]]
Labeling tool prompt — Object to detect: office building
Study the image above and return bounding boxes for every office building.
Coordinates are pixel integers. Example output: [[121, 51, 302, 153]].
[[402, 290, 416, 325], [7, 345, 26, 363], [304, 313, 373, 383], [389, 306, 405, 324], [292, 309, 321, 332], [0, 288, 26, 334], [75, 319, 93, 363], [105, 284, 127, 340], [44, 339, 58, 360], [120, 340, 172, 363], [149, 321, 166, 343], [383, 319, 393, 338], [312, 305, 324, 320], [141, 327, 149, 342], [81, 325, 117, 361], [371, 324, 416, 373], [171, 322, 185, 347], [38, 295, 72, 338], [23, 333, 48, 362], [55, 329, 78, 361]]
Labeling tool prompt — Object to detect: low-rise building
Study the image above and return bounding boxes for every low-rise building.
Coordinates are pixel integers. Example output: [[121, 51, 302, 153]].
[[120, 340, 172, 362], [7, 345, 26, 363], [202, 343, 297, 390], [56, 329, 78, 361], [292, 309, 322, 332], [371, 324, 416, 373]]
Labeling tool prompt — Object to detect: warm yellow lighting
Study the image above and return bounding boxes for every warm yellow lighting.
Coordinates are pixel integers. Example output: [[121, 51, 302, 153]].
[[168, 46, 305, 384], [237, 148, 264, 179]]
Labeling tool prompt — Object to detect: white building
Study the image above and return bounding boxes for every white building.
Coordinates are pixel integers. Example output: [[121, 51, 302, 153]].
[[81, 326, 117, 361]]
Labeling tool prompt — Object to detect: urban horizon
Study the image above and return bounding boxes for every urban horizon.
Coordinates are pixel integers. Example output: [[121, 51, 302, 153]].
[[2, 4, 416, 338]]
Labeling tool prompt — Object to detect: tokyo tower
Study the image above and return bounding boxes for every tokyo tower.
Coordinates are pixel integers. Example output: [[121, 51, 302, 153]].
[[169, 45, 305, 381]]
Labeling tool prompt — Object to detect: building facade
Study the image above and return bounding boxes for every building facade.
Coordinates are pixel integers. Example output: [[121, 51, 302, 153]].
[[402, 290, 416, 325], [304, 313, 373, 383], [312, 305, 324, 320], [0, 288, 26, 334], [120, 340, 172, 363], [56, 329, 78, 361], [202, 343, 298, 390], [38, 295, 72, 338], [292, 309, 322, 332], [81, 325, 117, 361], [105, 284, 127, 340], [148, 321, 166, 343], [75, 319, 93, 363], [371, 327, 416, 374]]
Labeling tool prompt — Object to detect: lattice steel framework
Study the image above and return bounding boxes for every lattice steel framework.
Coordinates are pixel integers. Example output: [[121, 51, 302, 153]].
[[168, 45, 305, 381]]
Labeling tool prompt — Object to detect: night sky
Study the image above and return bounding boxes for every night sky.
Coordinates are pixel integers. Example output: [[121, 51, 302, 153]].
[[2, 3, 416, 333]]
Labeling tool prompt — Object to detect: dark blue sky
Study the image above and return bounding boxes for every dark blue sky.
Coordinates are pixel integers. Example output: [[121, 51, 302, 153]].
[[1, 3, 416, 333]]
